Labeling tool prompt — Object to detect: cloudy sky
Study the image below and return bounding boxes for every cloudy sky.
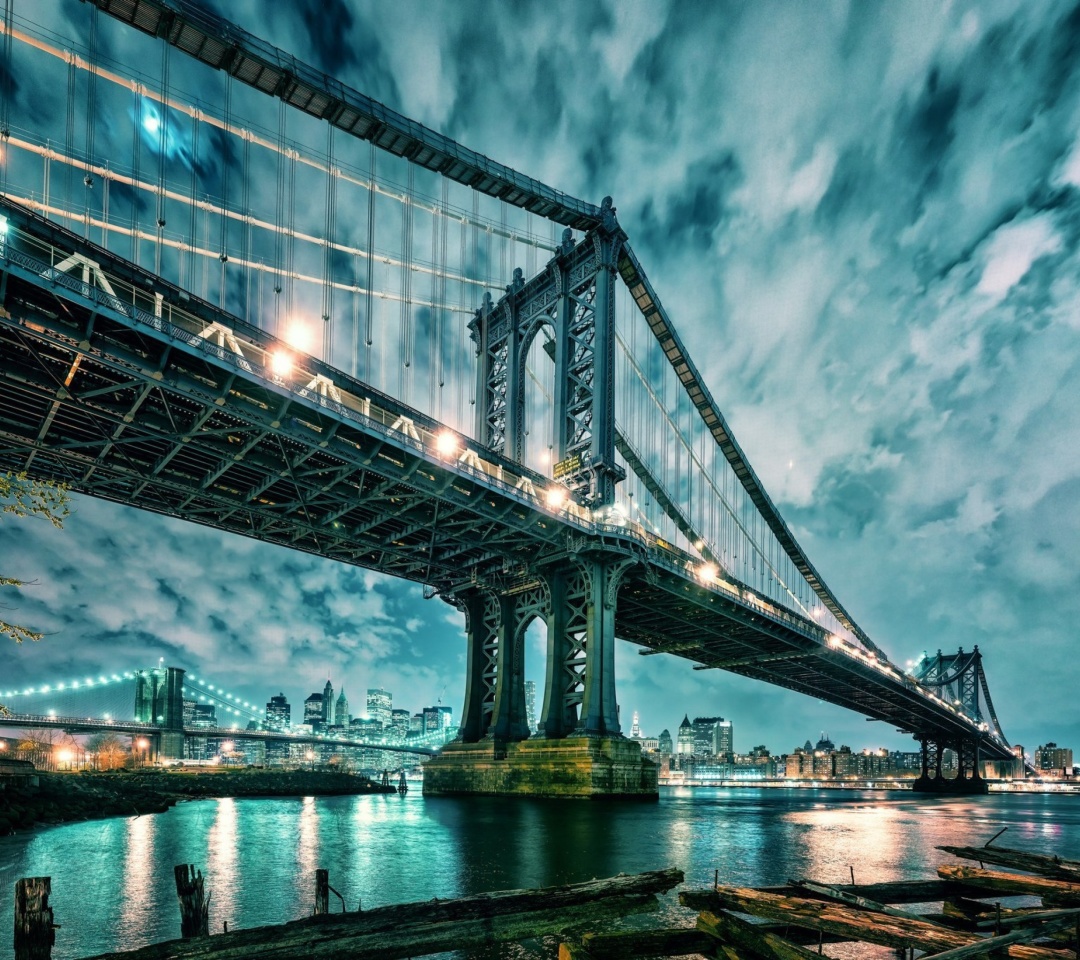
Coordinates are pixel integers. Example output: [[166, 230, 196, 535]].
[[4, 0, 1080, 757]]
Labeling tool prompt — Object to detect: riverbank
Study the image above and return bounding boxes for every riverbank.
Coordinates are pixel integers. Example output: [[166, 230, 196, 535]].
[[0, 768, 395, 834]]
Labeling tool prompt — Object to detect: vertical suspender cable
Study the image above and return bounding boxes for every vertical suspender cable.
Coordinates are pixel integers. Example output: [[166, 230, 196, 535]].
[[155, 41, 170, 277], [285, 123, 296, 320], [218, 73, 231, 307], [241, 128, 251, 321], [0, 0, 12, 192], [130, 80, 141, 265], [64, 51, 75, 210], [322, 124, 336, 361], [187, 99, 200, 291], [82, 4, 99, 234], [399, 164, 413, 401], [273, 100, 286, 333], [364, 142, 375, 372]]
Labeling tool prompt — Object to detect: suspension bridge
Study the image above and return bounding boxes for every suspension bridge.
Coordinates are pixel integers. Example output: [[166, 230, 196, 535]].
[[0, 0, 1017, 796], [0, 664, 447, 759]]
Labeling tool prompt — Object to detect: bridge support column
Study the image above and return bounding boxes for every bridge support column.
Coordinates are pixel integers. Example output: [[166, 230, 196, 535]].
[[426, 559, 656, 799], [912, 735, 988, 795]]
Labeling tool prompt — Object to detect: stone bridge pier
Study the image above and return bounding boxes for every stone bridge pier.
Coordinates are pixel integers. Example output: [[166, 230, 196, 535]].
[[912, 734, 988, 795], [422, 551, 658, 799]]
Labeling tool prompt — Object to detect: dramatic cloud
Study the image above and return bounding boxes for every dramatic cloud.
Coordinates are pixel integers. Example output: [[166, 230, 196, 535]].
[[4, 0, 1080, 756]]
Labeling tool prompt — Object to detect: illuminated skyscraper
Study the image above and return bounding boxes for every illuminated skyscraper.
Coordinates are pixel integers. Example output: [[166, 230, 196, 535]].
[[525, 680, 537, 732], [336, 689, 350, 726], [323, 679, 335, 724], [367, 688, 392, 728], [265, 692, 291, 731]]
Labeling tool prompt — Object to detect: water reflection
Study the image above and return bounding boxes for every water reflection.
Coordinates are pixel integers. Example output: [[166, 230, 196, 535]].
[[206, 799, 238, 931], [2, 788, 1079, 960], [117, 815, 155, 947]]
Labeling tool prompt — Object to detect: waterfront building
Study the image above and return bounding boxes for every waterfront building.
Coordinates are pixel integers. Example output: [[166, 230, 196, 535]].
[[692, 716, 722, 756], [265, 692, 291, 731], [658, 729, 673, 754], [409, 712, 424, 734], [677, 715, 694, 755], [323, 679, 335, 725], [1036, 743, 1074, 776], [714, 719, 734, 758], [182, 698, 196, 726], [303, 693, 324, 725], [525, 680, 537, 732], [367, 688, 392, 727], [336, 689, 350, 726]]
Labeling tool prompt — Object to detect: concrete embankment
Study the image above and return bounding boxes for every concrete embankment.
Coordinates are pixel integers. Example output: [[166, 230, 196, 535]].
[[0, 768, 395, 834]]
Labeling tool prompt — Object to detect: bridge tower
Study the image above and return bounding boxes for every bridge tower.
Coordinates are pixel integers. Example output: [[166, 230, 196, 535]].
[[424, 201, 656, 798], [910, 647, 1001, 794], [133, 666, 186, 761]]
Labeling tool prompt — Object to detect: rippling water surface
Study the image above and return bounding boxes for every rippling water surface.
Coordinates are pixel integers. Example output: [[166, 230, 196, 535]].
[[1, 787, 1078, 959]]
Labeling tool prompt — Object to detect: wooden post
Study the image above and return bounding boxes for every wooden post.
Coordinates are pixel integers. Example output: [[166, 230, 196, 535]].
[[14, 877, 55, 960], [315, 869, 330, 916], [173, 865, 209, 938]]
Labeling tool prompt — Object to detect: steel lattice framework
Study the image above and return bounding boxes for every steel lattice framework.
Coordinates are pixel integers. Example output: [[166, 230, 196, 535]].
[[0, 200, 1016, 761]]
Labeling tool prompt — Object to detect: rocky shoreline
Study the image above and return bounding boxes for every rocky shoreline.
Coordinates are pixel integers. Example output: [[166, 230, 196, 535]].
[[0, 768, 397, 834]]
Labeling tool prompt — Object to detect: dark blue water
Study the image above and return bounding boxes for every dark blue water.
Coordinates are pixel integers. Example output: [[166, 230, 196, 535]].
[[2, 787, 1078, 959]]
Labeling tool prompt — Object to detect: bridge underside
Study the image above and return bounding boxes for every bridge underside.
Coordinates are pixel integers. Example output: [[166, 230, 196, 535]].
[[0, 203, 1012, 802]]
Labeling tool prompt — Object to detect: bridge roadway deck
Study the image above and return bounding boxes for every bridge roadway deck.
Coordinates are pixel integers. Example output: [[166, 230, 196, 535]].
[[0, 200, 1012, 761], [0, 714, 438, 756]]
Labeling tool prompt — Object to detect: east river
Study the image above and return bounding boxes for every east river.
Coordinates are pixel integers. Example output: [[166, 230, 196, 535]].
[[2, 787, 1079, 959]]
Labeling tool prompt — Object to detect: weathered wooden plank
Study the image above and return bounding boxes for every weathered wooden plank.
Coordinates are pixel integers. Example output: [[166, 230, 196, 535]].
[[938, 866, 1080, 905], [81, 869, 683, 960], [84, 894, 658, 960], [795, 880, 942, 924], [564, 926, 715, 959], [938, 847, 1080, 882], [681, 886, 1071, 960], [756, 880, 997, 906], [697, 909, 821, 960], [15, 877, 55, 960], [917, 913, 1080, 960]]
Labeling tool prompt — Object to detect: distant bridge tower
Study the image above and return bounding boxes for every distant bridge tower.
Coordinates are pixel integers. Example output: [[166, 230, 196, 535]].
[[910, 647, 1005, 793], [134, 666, 186, 760]]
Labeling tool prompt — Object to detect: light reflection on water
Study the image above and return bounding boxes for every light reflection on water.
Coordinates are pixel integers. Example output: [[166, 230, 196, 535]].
[[1, 788, 1078, 959]]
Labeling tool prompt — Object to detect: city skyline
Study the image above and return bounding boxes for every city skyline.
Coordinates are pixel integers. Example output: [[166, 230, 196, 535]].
[[4, 0, 1080, 754]]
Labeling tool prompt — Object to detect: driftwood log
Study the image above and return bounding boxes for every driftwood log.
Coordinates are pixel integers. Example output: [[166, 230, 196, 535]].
[[938, 865, 1080, 906], [681, 885, 1071, 960], [938, 846, 1080, 881], [81, 868, 683, 960]]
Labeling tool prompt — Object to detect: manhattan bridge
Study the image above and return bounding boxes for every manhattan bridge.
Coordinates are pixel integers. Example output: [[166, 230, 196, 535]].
[[0, 0, 1016, 795]]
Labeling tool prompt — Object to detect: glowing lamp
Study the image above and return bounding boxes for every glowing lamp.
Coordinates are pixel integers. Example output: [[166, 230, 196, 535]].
[[697, 562, 718, 584], [435, 431, 459, 456], [545, 486, 567, 509], [270, 350, 294, 377]]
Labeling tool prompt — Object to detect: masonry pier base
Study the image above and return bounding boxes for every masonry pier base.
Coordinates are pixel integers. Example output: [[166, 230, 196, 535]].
[[911, 775, 989, 795], [422, 737, 658, 800]]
